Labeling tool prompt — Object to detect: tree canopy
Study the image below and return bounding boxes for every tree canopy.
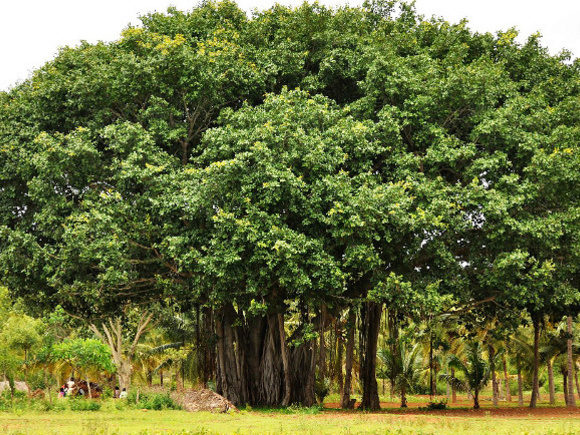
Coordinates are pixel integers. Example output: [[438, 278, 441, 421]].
[[0, 0, 578, 408]]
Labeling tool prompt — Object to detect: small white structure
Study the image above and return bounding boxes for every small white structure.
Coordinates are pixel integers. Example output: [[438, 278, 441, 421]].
[[0, 380, 30, 394]]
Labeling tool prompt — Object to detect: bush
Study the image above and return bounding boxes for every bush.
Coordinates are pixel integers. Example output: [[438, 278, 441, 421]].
[[69, 399, 102, 411], [420, 399, 448, 410], [126, 391, 180, 410], [141, 393, 180, 410]]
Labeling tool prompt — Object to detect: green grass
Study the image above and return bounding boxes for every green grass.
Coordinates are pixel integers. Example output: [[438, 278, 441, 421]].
[[1, 405, 579, 435]]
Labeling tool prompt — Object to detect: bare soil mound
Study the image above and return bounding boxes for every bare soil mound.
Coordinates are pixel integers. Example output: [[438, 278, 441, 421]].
[[171, 389, 238, 413]]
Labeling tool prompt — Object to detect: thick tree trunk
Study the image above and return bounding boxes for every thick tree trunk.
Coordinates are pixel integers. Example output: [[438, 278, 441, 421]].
[[567, 315, 576, 407], [216, 304, 316, 407], [318, 305, 327, 379], [547, 359, 556, 405], [517, 367, 524, 406], [278, 313, 291, 406], [340, 309, 355, 409], [202, 307, 214, 387], [337, 321, 344, 395], [503, 355, 511, 402], [300, 334, 317, 407], [117, 359, 133, 391], [529, 316, 540, 408], [216, 304, 249, 405], [359, 301, 381, 410]]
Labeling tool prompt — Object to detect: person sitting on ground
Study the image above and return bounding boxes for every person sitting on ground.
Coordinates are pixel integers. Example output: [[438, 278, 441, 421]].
[[67, 377, 75, 390], [58, 387, 65, 398], [119, 388, 127, 399], [113, 386, 120, 399]]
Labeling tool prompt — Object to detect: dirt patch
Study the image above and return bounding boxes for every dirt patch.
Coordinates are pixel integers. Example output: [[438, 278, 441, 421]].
[[323, 403, 580, 419], [171, 389, 238, 413]]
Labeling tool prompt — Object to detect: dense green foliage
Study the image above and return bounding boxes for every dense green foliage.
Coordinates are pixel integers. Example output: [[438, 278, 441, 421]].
[[0, 0, 578, 409]]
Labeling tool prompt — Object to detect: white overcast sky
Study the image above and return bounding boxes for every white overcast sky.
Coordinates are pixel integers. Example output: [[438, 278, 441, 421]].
[[1, 0, 579, 91]]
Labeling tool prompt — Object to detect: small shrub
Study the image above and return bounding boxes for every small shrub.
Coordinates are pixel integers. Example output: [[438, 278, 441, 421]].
[[127, 391, 180, 410], [420, 399, 447, 410], [141, 393, 180, 410]]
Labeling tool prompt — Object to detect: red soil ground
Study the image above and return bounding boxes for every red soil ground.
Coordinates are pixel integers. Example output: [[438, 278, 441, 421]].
[[324, 394, 580, 418]]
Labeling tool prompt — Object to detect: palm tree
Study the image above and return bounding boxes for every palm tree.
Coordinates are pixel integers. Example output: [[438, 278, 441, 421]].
[[377, 339, 423, 407], [134, 328, 182, 386], [539, 325, 566, 405], [440, 342, 490, 409]]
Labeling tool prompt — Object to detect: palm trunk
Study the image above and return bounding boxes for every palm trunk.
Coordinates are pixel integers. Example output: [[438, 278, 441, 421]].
[[429, 333, 434, 398], [503, 356, 511, 402], [517, 367, 524, 406], [401, 384, 407, 408], [567, 315, 576, 407], [529, 316, 540, 408], [563, 370, 569, 406], [473, 388, 480, 409], [547, 359, 556, 404], [489, 345, 498, 406]]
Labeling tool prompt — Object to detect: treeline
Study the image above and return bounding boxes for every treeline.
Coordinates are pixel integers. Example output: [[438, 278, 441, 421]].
[[0, 1, 578, 410]]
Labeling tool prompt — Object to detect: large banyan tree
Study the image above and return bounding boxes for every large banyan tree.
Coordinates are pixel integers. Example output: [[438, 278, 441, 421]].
[[1, 1, 578, 408]]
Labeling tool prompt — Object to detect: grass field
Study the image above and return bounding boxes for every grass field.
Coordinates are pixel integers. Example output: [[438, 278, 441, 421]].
[[2, 397, 580, 435]]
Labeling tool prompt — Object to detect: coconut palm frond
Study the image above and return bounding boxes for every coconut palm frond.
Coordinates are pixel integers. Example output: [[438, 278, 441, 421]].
[[144, 342, 184, 355], [438, 373, 467, 392]]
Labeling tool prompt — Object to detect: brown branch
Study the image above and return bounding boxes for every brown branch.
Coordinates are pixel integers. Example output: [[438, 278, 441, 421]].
[[129, 312, 154, 358]]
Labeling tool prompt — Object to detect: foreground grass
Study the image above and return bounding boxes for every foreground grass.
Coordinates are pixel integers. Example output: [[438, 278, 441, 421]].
[[1, 407, 580, 435]]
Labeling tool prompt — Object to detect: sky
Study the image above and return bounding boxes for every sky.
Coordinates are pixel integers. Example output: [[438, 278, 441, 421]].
[[1, 0, 578, 91]]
